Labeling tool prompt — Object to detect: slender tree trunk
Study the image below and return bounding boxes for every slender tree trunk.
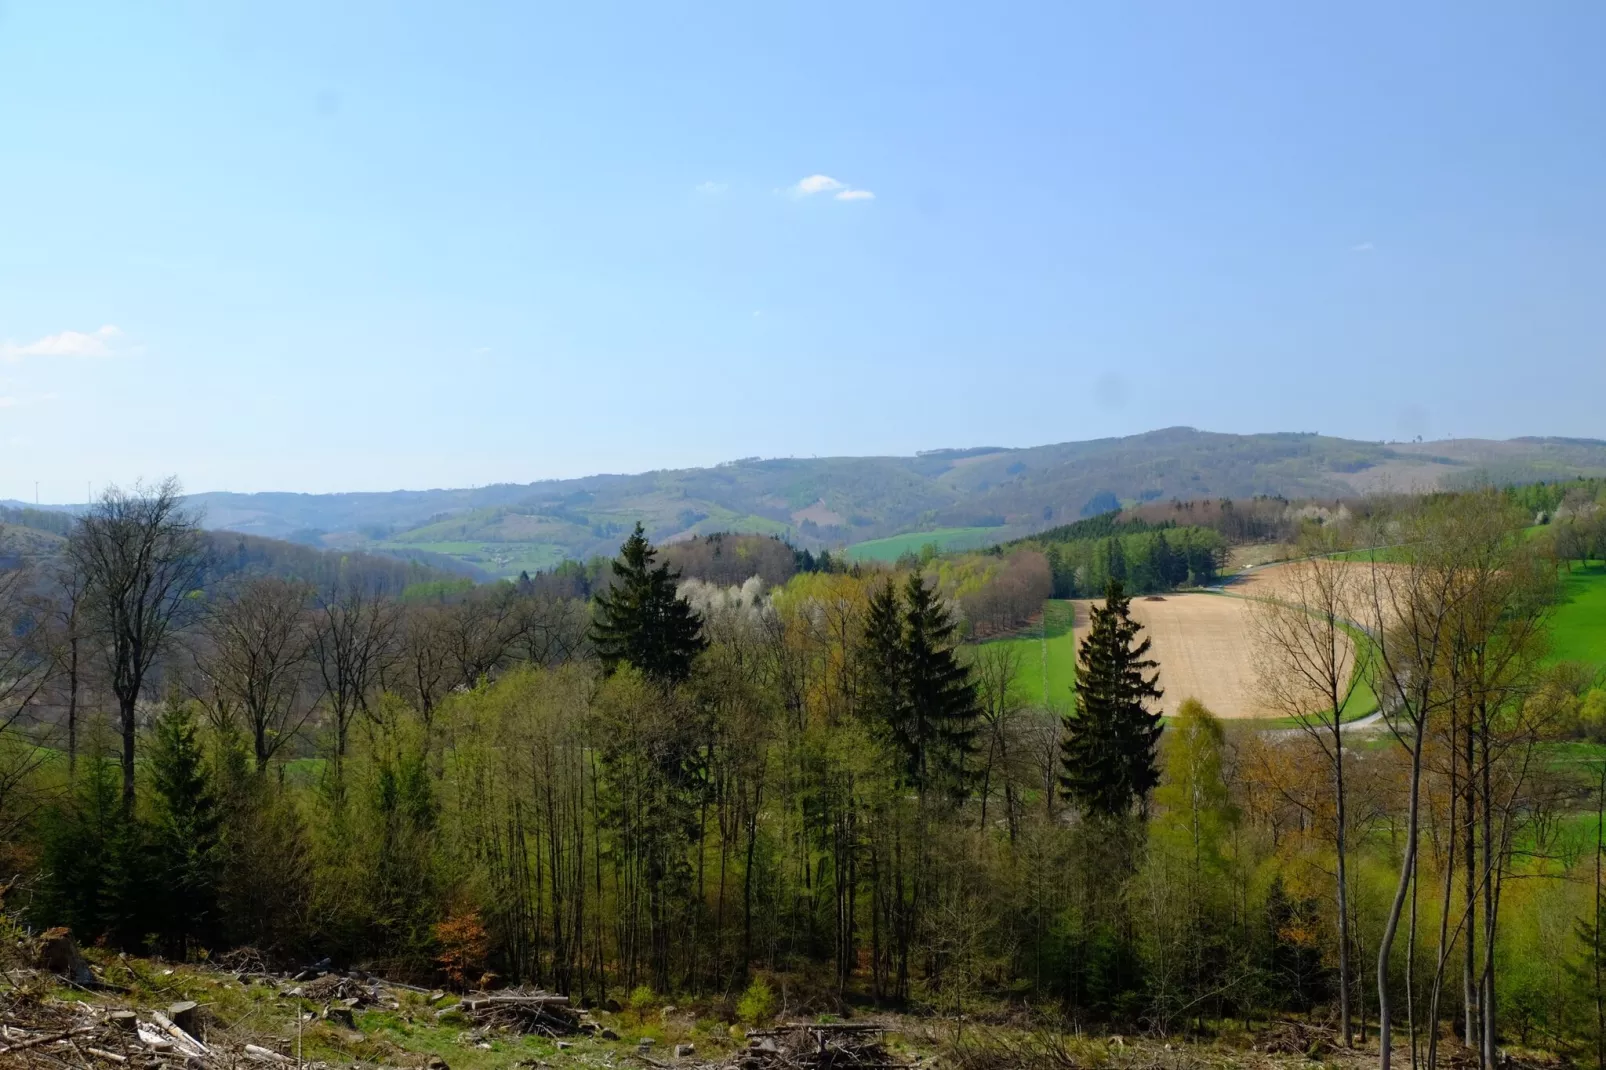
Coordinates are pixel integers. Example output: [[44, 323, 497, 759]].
[[1427, 773, 1458, 1070], [1464, 718, 1478, 1047], [1480, 719, 1496, 1070], [1379, 716, 1426, 1070], [1595, 763, 1604, 1070], [1335, 705, 1354, 1046], [120, 691, 138, 809]]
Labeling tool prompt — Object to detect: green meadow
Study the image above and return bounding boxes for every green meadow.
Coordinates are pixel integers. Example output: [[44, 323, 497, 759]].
[[976, 599, 1078, 712], [1549, 564, 1606, 668], [844, 526, 1003, 563]]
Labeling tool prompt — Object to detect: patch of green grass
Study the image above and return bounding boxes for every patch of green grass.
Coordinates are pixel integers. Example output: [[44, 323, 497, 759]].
[[844, 526, 1003, 563], [974, 600, 1078, 712], [1548, 564, 1606, 669], [376, 539, 569, 578]]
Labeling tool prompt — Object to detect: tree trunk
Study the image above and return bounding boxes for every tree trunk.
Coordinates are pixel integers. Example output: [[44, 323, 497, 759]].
[[66, 635, 79, 779], [1378, 716, 1425, 1070], [120, 691, 138, 809], [1335, 706, 1354, 1046]]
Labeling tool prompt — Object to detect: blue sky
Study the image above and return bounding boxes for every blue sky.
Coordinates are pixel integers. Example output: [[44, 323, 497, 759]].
[[2, 2, 1603, 501]]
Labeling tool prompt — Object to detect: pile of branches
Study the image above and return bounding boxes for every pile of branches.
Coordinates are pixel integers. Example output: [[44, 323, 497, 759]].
[[459, 989, 581, 1036], [0, 991, 306, 1069], [1257, 1020, 1337, 1058], [739, 1023, 903, 1070]]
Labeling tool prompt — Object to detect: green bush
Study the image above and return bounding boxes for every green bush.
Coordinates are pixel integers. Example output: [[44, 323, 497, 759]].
[[737, 977, 777, 1025]]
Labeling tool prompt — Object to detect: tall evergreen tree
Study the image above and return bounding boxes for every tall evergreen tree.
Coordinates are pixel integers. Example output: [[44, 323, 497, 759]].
[[860, 574, 978, 793], [148, 695, 222, 956], [901, 573, 979, 792], [1060, 580, 1164, 816], [590, 523, 707, 686], [860, 578, 906, 733], [1104, 537, 1128, 585], [37, 748, 124, 939]]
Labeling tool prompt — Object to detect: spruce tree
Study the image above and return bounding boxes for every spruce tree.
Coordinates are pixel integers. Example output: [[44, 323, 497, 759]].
[[1104, 537, 1128, 585], [37, 749, 123, 938], [859, 574, 978, 793], [1060, 580, 1164, 816], [149, 696, 221, 956], [860, 578, 906, 734], [590, 523, 707, 685], [900, 572, 978, 792]]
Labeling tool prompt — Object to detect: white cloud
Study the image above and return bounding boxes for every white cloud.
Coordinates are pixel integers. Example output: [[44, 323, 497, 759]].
[[695, 180, 729, 195], [1350, 241, 1375, 253], [0, 324, 126, 362], [789, 174, 876, 202], [793, 174, 846, 196]]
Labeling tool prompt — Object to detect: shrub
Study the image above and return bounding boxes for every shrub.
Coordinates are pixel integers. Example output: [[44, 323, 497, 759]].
[[737, 977, 777, 1025]]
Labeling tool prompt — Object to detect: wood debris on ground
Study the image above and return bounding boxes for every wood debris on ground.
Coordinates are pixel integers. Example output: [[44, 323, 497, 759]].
[[735, 1023, 905, 1070], [458, 988, 585, 1036]]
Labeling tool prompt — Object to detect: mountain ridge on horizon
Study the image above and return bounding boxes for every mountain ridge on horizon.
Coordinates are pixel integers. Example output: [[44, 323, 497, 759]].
[[9, 427, 1606, 578]]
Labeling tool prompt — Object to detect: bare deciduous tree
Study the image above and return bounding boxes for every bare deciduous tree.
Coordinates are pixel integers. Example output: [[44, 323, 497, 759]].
[[1252, 524, 1367, 1046], [0, 561, 56, 838], [198, 576, 315, 772], [310, 581, 398, 773], [68, 478, 206, 806], [968, 642, 1027, 840]]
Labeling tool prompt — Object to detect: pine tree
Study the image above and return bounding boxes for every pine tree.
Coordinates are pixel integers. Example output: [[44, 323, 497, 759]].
[[590, 523, 707, 686], [1104, 537, 1128, 585], [860, 578, 906, 735], [1060, 580, 1164, 816], [859, 574, 978, 793], [900, 572, 979, 793], [1146, 531, 1180, 591], [148, 695, 221, 956], [37, 748, 123, 938]]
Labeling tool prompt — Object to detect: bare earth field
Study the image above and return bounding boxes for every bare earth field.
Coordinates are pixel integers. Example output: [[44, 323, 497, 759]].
[[1074, 593, 1274, 719], [1233, 559, 1403, 627]]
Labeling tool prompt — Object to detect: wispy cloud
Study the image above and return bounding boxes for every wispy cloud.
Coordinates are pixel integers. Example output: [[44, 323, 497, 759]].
[[789, 174, 875, 202], [695, 180, 729, 195], [0, 324, 128, 362], [1350, 241, 1375, 253]]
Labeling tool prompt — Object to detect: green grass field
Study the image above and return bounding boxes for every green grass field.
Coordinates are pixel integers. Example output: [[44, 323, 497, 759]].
[[975, 600, 1078, 712], [844, 526, 1003, 563], [376, 539, 569, 578], [1549, 563, 1606, 668]]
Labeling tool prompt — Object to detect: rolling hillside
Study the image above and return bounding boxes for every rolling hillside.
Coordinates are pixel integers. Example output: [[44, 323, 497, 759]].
[[19, 428, 1606, 579]]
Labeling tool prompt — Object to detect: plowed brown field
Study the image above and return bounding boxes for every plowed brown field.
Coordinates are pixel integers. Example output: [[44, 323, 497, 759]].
[[1074, 593, 1275, 718]]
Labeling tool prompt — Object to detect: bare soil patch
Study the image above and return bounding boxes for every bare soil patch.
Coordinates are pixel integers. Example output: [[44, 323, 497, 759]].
[[1075, 593, 1271, 718]]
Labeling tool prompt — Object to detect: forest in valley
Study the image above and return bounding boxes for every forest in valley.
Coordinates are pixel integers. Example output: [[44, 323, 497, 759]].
[[3, 478, 1606, 1070]]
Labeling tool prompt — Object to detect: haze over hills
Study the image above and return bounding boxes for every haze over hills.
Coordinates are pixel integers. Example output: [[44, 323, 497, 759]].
[[10, 428, 1606, 579]]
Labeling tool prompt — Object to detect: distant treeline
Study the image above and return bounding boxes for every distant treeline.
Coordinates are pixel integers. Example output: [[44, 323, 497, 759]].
[[0, 504, 75, 537], [205, 532, 467, 597], [1507, 477, 1606, 519], [1006, 514, 1227, 597]]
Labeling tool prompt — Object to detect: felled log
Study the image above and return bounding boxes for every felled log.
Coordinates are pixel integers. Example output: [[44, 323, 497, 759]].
[[458, 990, 581, 1036], [0, 1024, 99, 1054]]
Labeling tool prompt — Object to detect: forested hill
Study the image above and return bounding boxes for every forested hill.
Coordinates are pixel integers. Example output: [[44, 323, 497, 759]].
[[25, 428, 1606, 579]]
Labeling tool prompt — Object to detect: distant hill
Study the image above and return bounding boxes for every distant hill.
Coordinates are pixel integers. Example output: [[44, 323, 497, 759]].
[[21, 428, 1606, 579]]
